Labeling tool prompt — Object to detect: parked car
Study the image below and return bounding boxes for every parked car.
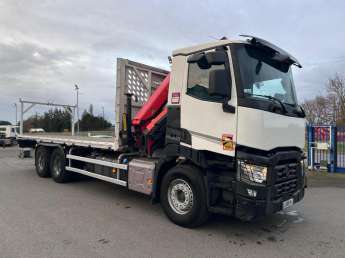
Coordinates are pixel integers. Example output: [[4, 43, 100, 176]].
[[29, 128, 45, 133]]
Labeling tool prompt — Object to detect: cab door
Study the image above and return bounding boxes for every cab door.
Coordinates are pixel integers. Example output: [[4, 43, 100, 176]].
[[180, 48, 238, 157]]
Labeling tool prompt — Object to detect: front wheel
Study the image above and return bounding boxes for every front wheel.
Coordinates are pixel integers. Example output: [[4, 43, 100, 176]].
[[160, 165, 209, 228]]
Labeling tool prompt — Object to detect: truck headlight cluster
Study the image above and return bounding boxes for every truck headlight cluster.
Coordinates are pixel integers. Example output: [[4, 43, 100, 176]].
[[238, 160, 268, 184]]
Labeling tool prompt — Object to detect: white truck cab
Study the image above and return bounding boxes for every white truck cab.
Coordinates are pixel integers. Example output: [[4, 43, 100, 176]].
[[0, 125, 19, 145], [168, 36, 305, 157]]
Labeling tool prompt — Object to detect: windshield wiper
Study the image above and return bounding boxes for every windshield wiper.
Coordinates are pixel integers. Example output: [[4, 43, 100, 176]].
[[249, 94, 287, 114]]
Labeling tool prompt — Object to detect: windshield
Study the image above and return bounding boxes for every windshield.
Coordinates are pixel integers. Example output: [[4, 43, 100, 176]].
[[235, 44, 297, 105], [0, 128, 6, 132]]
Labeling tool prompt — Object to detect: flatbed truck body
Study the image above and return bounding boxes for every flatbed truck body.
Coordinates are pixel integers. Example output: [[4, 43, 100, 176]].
[[18, 36, 307, 227]]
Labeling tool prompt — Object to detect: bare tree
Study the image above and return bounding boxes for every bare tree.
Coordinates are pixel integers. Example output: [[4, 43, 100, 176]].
[[301, 74, 345, 125], [302, 95, 333, 124], [327, 74, 345, 125], [301, 100, 316, 124]]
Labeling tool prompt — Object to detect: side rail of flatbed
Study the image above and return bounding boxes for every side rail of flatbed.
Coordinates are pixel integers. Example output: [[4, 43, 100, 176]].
[[17, 134, 118, 150]]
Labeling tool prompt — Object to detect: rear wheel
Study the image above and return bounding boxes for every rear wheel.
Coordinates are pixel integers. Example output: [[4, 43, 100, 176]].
[[160, 164, 209, 228], [35, 146, 51, 178], [50, 148, 72, 183]]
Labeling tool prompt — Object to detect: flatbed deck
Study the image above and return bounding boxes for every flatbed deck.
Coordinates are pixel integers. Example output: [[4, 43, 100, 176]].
[[18, 134, 118, 150]]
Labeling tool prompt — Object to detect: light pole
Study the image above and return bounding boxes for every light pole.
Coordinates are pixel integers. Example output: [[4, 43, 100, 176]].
[[13, 103, 17, 126], [102, 106, 105, 129], [75, 84, 80, 134]]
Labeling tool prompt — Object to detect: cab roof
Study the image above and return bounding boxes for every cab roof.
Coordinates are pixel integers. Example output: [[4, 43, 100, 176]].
[[172, 39, 243, 56], [172, 35, 302, 68]]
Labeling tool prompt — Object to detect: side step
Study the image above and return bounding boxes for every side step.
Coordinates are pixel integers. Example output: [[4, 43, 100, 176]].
[[66, 166, 127, 186], [65, 154, 127, 187]]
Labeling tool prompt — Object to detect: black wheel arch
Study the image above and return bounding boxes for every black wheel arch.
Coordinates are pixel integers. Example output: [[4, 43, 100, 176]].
[[151, 156, 177, 203]]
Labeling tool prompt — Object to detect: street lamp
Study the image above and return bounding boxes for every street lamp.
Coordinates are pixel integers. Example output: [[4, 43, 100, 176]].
[[75, 84, 80, 134], [13, 103, 17, 126], [102, 106, 105, 129]]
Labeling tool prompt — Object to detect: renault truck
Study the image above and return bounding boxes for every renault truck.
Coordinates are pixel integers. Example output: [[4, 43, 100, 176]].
[[17, 35, 307, 227]]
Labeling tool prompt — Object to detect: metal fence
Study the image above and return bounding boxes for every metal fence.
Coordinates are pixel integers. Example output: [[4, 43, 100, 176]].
[[307, 125, 345, 173], [336, 126, 345, 171]]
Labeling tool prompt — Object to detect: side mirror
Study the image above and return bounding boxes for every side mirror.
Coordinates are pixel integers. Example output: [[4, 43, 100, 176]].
[[209, 69, 231, 97]]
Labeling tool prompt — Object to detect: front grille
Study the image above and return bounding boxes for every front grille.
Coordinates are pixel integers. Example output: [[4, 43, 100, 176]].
[[274, 162, 299, 183], [273, 179, 298, 200], [272, 160, 300, 201]]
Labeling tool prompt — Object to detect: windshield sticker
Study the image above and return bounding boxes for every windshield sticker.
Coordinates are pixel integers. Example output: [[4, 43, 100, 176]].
[[222, 134, 235, 151]]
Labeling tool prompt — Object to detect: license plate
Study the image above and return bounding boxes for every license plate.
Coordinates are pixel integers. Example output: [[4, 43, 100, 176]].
[[282, 198, 294, 209]]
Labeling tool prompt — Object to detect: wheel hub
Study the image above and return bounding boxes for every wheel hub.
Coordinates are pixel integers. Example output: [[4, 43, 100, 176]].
[[167, 179, 194, 215]]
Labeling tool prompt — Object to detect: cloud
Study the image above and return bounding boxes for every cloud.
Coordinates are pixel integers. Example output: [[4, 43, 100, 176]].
[[0, 0, 345, 124], [294, 57, 345, 101], [0, 40, 88, 104]]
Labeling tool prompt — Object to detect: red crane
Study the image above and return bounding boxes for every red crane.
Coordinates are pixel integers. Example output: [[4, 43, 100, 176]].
[[131, 74, 170, 154]]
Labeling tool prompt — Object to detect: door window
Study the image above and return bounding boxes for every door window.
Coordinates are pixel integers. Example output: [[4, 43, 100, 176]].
[[187, 62, 227, 102]]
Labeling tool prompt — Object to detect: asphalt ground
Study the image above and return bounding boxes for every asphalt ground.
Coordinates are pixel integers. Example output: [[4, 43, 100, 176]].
[[0, 146, 344, 258]]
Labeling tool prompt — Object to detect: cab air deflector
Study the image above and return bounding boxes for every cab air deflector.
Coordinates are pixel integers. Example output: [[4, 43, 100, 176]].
[[240, 35, 302, 68]]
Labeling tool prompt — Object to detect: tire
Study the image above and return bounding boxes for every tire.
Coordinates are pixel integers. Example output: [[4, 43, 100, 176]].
[[50, 148, 71, 183], [160, 164, 209, 228], [35, 146, 51, 178]]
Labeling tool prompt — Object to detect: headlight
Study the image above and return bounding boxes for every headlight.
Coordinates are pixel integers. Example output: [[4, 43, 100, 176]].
[[238, 160, 268, 184]]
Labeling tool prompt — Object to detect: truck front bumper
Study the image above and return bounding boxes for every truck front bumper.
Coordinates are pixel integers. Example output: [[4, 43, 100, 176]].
[[234, 186, 305, 221], [231, 148, 306, 221]]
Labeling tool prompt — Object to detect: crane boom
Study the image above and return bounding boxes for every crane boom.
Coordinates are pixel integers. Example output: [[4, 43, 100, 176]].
[[132, 74, 170, 131]]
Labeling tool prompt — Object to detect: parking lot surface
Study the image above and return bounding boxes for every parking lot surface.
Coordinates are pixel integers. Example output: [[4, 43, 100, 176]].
[[0, 147, 344, 258]]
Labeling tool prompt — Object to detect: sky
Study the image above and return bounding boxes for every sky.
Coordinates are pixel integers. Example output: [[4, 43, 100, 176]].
[[1, 0, 345, 124]]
